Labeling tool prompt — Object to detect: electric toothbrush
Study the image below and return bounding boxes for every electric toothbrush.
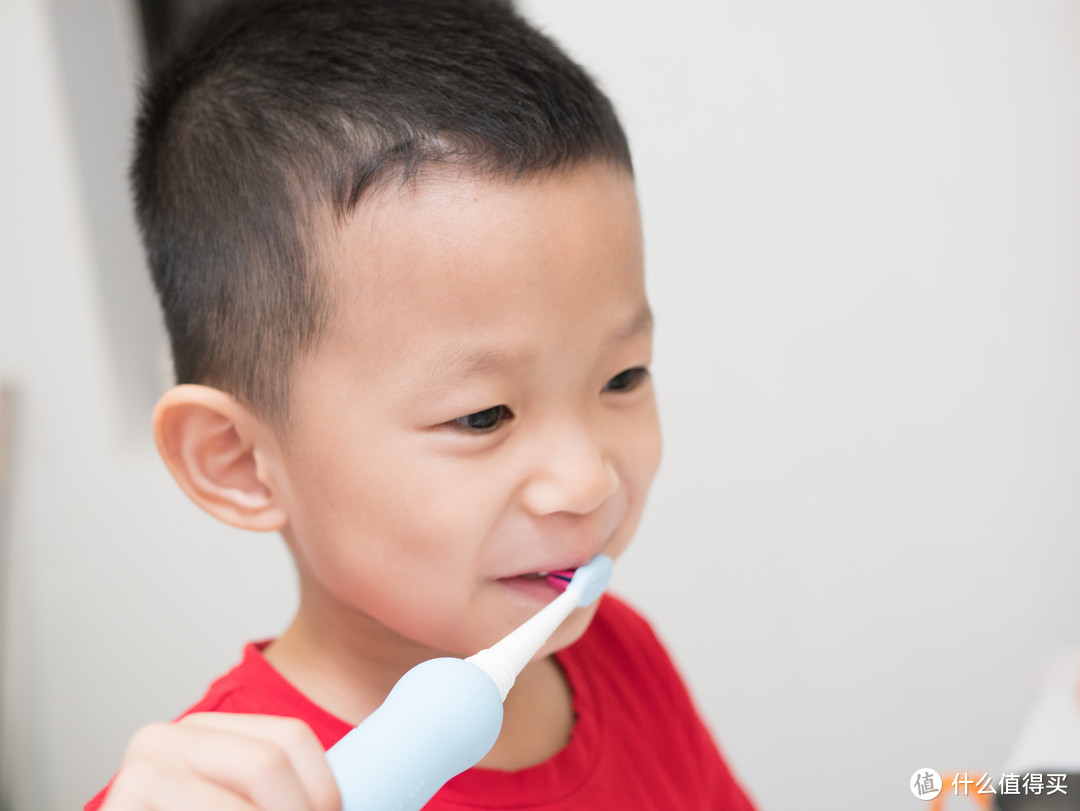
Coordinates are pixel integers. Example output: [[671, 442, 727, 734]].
[[325, 554, 614, 811]]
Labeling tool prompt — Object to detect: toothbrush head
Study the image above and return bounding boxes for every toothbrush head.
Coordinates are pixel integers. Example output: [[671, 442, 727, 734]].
[[544, 570, 576, 591], [545, 554, 613, 606]]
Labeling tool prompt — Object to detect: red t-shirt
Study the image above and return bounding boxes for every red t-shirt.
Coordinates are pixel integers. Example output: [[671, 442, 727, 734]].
[[87, 595, 755, 809]]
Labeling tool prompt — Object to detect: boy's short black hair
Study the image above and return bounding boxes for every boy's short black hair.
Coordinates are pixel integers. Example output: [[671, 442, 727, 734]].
[[132, 0, 633, 422]]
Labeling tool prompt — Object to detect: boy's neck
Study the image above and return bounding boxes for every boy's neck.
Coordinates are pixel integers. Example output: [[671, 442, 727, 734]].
[[478, 653, 575, 771]]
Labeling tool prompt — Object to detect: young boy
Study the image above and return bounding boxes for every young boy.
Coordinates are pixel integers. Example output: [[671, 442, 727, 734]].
[[88, 0, 756, 808]]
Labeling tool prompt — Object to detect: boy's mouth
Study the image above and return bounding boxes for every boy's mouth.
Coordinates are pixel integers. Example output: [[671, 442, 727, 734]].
[[498, 568, 579, 602]]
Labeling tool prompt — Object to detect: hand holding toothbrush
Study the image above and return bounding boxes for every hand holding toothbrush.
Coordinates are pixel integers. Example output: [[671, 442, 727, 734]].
[[100, 713, 341, 811]]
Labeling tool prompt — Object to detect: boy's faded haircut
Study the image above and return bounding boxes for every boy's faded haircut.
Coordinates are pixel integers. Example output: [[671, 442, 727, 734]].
[[132, 0, 633, 423]]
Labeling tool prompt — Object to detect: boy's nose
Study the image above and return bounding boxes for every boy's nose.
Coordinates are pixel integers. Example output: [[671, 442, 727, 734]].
[[520, 421, 620, 516]]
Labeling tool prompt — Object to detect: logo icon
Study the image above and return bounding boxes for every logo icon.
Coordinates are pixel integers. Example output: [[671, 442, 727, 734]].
[[912, 768, 942, 800]]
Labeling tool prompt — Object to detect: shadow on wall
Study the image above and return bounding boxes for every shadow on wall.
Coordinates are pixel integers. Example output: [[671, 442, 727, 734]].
[[0, 383, 15, 811], [41, 0, 227, 444]]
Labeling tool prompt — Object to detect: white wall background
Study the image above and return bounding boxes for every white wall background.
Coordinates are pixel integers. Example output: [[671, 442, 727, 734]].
[[1, 1, 1078, 809]]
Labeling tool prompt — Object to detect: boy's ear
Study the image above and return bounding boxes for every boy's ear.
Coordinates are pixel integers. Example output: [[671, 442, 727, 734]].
[[152, 385, 288, 532]]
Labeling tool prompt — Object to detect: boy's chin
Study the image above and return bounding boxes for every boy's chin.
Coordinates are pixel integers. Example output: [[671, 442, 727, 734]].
[[536, 602, 601, 659]]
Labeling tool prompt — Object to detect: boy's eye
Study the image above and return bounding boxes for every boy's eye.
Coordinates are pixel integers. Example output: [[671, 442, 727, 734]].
[[451, 404, 514, 432], [604, 367, 650, 392]]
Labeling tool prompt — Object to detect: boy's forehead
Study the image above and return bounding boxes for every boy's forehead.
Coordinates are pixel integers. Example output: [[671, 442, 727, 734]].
[[323, 162, 643, 324], [302, 163, 647, 391]]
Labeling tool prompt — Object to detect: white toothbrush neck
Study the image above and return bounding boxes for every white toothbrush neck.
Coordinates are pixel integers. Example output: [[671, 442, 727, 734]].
[[465, 588, 579, 700]]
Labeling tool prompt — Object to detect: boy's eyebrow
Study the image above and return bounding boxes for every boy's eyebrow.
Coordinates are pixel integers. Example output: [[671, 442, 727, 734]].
[[420, 302, 654, 393], [426, 345, 525, 386], [610, 303, 654, 345]]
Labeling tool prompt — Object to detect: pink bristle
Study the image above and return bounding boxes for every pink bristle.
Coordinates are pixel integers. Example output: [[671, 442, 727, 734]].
[[545, 569, 576, 592]]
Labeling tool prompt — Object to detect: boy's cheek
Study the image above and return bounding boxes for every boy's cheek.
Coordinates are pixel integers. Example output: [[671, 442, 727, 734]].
[[645, 427, 664, 480], [631, 417, 663, 492]]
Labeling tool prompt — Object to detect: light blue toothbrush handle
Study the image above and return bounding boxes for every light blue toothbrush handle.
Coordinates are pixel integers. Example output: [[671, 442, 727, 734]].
[[326, 657, 503, 811]]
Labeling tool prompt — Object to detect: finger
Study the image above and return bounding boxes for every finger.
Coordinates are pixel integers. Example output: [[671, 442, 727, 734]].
[[123, 717, 315, 811], [180, 713, 341, 811], [102, 758, 257, 811]]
